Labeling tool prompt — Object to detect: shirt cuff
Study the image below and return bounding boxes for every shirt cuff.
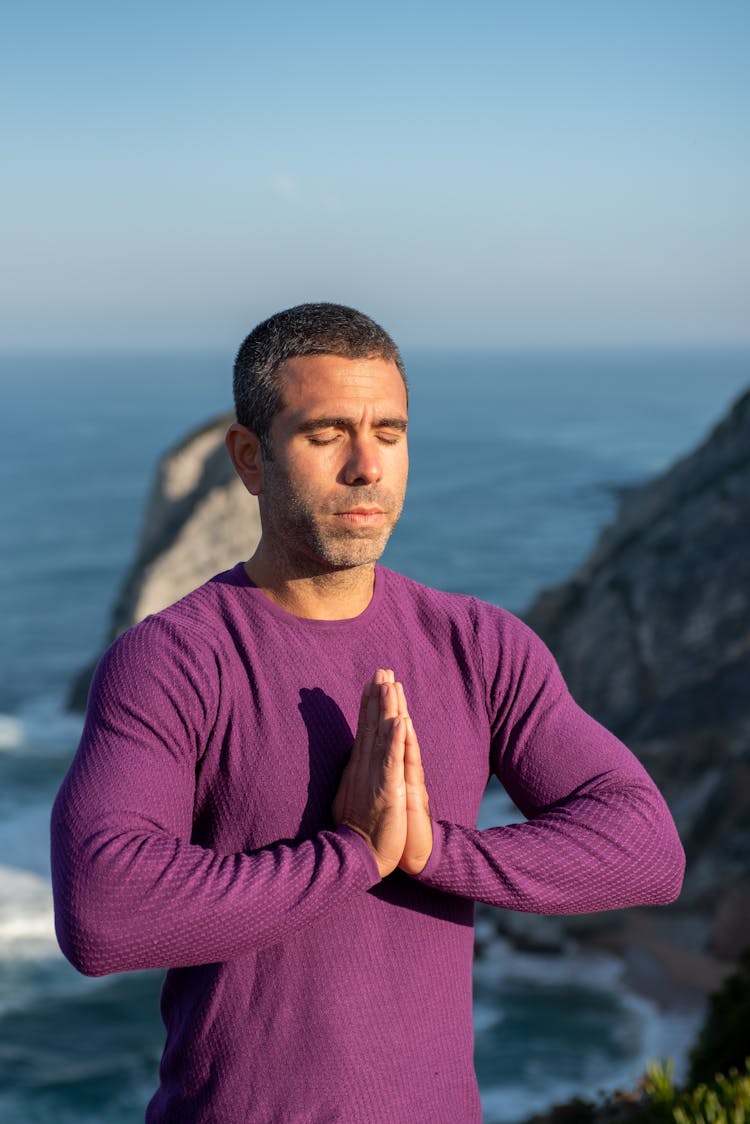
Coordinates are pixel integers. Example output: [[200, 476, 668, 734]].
[[332, 825, 382, 887], [411, 818, 444, 882]]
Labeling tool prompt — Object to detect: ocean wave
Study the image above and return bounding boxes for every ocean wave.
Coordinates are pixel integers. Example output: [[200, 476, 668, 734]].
[[474, 929, 704, 1121], [0, 864, 114, 1029], [0, 714, 24, 751], [0, 798, 56, 878], [0, 865, 56, 959], [473, 932, 624, 990], [0, 693, 83, 757]]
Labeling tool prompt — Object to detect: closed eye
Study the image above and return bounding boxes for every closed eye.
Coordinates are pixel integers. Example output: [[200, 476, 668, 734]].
[[306, 429, 405, 447], [307, 435, 340, 446]]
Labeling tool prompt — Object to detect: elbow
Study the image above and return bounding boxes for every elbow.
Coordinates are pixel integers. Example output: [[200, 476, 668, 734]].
[[608, 773, 687, 908], [51, 803, 124, 976], [653, 829, 686, 905], [53, 899, 126, 977], [631, 814, 686, 908], [56, 936, 111, 979], [51, 853, 136, 977], [51, 815, 162, 976]]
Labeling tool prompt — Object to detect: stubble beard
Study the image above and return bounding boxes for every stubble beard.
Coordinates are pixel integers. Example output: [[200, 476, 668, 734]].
[[260, 461, 404, 576]]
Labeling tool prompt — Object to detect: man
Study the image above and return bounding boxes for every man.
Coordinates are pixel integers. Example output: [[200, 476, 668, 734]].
[[51, 303, 685, 1123]]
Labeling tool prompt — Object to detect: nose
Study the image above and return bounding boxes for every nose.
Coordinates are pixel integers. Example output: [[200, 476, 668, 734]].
[[342, 435, 382, 486]]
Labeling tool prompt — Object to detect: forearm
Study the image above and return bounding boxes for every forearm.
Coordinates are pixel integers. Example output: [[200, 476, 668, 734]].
[[51, 797, 379, 976], [50, 621, 380, 976], [412, 771, 685, 913], [419, 605, 687, 914]]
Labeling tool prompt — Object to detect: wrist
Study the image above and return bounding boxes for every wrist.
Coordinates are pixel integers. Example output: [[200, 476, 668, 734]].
[[339, 820, 392, 879]]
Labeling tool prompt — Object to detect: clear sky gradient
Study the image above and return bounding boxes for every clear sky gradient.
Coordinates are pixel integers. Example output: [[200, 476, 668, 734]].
[[3, 1, 748, 350]]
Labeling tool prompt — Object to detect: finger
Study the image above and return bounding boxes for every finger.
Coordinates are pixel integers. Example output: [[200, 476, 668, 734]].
[[351, 682, 380, 789], [381, 714, 406, 773], [404, 717, 426, 786], [369, 686, 400, 785], [394, 681, 408, 718], [369, 686, 393, 774], [365, 683, 382, 731], [378, 682, 399, 729]]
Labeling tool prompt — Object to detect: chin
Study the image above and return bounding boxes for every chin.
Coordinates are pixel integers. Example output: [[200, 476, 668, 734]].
[[317, 533, 392, 571]]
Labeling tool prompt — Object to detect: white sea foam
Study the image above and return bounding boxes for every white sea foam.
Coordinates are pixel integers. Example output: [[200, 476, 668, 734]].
[[0, 865, 56, 958], [0, 713, 24, 751], [21, 691, 85, 752], [474, 930, 706, 1121], [0, 692, 83, 757], [474, 932, 624, 990], [0, 863, 103, 1021]]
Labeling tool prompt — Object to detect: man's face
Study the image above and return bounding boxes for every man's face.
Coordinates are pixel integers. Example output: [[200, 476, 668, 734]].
[[257, 353, 409, 575]]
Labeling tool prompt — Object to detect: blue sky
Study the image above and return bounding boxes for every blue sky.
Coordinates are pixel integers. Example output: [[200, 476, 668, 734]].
[[3, 1, 748, 350]]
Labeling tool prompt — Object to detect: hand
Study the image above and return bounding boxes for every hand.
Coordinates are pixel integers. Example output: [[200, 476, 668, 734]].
[[332, 671, 407, 878], [393, 681, 433, 875]]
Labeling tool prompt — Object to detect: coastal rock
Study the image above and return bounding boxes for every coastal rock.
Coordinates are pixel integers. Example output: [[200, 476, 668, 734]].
[[710, 880, 750, 960], [68, 411, 261, 711], [525, 386, 750, 956]]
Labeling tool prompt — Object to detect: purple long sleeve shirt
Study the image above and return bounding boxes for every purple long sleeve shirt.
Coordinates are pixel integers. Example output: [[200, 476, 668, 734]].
[[51, 563, 684, 1123]]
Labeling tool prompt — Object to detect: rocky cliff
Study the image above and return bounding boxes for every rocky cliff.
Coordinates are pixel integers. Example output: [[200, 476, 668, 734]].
[[67, 411, 261, 711], [525, 386, 750, 958]]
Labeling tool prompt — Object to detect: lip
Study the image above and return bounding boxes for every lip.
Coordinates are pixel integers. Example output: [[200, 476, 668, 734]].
[[334, 509, 386, 524]]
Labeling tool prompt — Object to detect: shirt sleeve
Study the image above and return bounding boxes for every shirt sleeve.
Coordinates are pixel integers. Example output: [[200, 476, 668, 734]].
[[50, 616, 380, 977], [413, 603, 685, 913]]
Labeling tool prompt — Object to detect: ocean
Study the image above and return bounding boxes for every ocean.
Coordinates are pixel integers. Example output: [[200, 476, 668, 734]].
[[1, 347, 747, 1123]]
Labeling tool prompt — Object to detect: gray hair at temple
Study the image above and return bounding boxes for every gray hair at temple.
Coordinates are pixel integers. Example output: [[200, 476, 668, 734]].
[[233, 303, 408, 457]]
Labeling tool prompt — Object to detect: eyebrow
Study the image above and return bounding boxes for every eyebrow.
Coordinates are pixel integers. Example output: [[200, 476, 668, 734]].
[[296, 416, 408, 434]]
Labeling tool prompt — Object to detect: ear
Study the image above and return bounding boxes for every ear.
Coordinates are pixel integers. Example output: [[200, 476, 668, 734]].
[[225, 423, 265, 496]]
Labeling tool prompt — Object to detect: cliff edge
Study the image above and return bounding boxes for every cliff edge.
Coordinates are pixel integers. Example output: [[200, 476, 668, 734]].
[[525, 386, 750, 958], [67, 411, 261, 711]]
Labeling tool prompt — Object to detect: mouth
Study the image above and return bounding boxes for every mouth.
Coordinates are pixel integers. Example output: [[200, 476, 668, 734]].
[[334, 508, 386, 525]]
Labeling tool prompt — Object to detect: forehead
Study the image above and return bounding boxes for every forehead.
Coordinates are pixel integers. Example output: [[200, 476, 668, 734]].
[[275, 354, 408, 418]]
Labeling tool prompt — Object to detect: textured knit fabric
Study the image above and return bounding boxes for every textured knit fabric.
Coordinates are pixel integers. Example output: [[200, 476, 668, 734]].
[[51, 563, 685, 1124]]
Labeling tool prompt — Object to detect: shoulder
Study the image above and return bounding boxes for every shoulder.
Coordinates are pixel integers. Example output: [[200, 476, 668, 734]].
[[377, 565, 477, 618], [97, 563, 248, 688], [378, 565, 536, 643], [156, 561, 247, 638], [382, 566, 557, 678]]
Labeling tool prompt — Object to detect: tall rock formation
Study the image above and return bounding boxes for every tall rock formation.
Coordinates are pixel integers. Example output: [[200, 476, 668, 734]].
[[525, 386, 750, 955], [68, 411, 261, 711]]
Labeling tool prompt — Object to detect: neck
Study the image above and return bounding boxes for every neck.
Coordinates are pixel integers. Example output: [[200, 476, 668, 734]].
[[243, 547, 376, 620]]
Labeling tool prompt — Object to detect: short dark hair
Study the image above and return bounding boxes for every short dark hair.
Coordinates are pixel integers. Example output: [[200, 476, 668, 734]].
[[233, 303, 407, 455]]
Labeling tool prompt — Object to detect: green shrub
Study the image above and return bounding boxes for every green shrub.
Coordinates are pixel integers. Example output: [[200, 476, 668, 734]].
[[522, 954, 750, 1124], [643, 1058, 750, 1124]]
